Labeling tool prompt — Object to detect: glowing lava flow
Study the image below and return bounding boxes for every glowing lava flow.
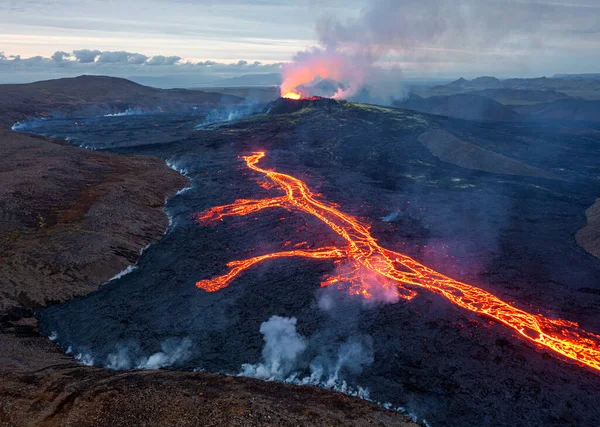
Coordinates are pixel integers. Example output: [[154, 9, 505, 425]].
[[196, 151, 600, 373], [282, 92, 301, 100]]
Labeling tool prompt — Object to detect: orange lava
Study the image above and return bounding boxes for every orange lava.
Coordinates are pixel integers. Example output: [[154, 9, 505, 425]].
[[196, 151, 600, 373], [282, 92, 301, 100]]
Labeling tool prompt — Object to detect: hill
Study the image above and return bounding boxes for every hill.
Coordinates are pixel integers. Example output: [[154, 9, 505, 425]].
[[0, 75, 243, 126], [425, 75, 600, 100], [211, 72, 282, 86], [394, 93, 521, 122], [466, 88, 570, 105], [513, 98, 600, 121]]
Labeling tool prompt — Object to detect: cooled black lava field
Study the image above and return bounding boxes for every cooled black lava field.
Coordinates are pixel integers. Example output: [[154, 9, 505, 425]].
[[24, 101, 600, 427]]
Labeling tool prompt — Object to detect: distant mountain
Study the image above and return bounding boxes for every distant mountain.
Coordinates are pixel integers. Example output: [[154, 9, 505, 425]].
[[128, 74, 219, 88], [427, 76, 600, 100], [553, 74, 600, 80], [513, 98, 600, 121], [445, 77, 468, 88], [394, 93, 520, 122], [466, 88, 570, 105], [212, 73, 282, 86], [436, 76, 501, 91]]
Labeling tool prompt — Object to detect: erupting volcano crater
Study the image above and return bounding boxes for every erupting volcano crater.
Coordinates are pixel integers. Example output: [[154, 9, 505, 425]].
[[264, 96, 344, 115]]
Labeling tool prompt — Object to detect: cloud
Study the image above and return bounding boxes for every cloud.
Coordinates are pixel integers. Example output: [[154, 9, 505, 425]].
[[51, 51, 70, 62], [96, 51, 149, 64], [73, 49, 101, 63], [147, 55, 181, 65], [0, 48, 283, 86]]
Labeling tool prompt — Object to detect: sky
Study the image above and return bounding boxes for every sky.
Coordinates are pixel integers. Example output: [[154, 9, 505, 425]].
[[0, 0, 599, 85]]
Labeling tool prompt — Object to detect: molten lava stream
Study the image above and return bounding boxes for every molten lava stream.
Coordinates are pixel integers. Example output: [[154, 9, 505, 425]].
[[196, 151, 600, 373]]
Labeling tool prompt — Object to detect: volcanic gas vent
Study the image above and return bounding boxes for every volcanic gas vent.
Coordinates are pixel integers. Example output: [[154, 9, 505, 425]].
[[263, 97, 345, 115]]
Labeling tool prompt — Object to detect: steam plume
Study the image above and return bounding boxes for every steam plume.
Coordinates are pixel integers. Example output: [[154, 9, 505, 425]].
[[281, 0, 553, 99], [240, 315, 373, 398]]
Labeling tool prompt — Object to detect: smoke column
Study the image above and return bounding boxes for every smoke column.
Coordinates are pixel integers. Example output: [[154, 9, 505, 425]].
[[281, 0, 554, 99]]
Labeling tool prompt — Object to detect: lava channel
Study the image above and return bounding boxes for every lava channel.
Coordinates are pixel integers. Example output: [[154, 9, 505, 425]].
[[195, 151, 600, 373]]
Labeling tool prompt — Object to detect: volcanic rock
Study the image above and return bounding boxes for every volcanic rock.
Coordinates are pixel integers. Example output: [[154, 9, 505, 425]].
[[576, 198, 600, 259], [263, 97, 344, 115], [417, 129, 557, 179]]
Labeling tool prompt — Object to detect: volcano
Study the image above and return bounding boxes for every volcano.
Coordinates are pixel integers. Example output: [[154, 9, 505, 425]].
[[6, 84, 600, 427]]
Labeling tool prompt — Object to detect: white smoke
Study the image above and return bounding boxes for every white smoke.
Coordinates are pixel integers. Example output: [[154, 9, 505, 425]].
[[301, 336, 374, 392], [106, 346, 132, 370], [105, 338, 193, 370], [108, 264, 138, 282], [75, 352, 94, 366], [317, 260, 403, 307], [282, 0, 568, 100], [240, 316, 373, 399], [381, 211, 401, 222], [240, 316, 307, 380], [104, 108, 148, 117]]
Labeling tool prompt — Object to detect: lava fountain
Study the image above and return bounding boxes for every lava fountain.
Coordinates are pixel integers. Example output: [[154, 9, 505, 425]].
[[195, 151, 600, 373], [282, 92, 302, 100]]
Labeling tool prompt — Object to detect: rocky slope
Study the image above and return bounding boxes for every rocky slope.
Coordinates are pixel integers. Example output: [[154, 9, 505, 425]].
[[576, 198, 600, 260], [417, 129, 556, 179], [0, 130, 188, 317], [394, 93, 521, 122]]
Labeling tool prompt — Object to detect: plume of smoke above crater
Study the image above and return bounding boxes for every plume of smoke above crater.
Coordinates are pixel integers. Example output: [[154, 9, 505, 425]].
[[281, 0, 573, 99]]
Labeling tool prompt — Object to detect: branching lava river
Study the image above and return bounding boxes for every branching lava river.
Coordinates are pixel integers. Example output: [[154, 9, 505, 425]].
[[196, 151, 600, 373]]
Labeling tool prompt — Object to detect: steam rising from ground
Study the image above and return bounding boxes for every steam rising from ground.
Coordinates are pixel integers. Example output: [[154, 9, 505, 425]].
[[106, 338, 193, 370], [241, 316, 306, 379], [64, 338, 193, 370], [240, 316, 372, 398]]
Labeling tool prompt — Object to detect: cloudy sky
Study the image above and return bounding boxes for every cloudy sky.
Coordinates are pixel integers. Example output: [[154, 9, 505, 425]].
[[0, 0, 599, 85]]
